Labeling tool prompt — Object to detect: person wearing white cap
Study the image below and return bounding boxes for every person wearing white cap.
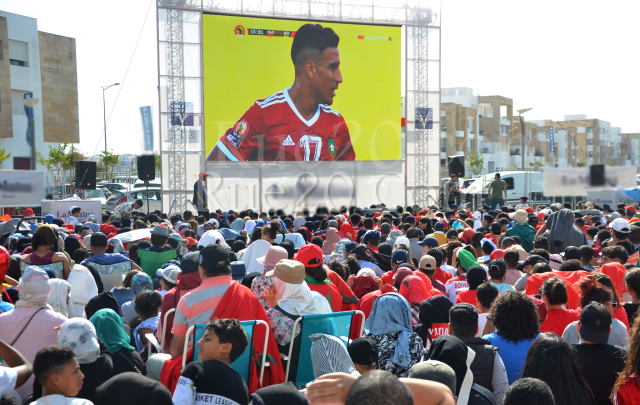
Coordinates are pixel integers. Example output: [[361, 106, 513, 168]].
[[156, 264, 182, 298]]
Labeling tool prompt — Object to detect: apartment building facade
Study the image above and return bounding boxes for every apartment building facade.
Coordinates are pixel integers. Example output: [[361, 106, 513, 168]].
[[441, 88, 634, 177], [0, 11, 79, 170]]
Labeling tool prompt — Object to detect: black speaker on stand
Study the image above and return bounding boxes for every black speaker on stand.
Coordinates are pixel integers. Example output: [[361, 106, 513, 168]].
[[75, 161, 97, 199], [137, 155, 156, 214], [448, 155, 465, 177]]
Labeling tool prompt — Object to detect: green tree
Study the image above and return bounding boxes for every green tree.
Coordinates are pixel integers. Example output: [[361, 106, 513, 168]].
[[467, 150, 485, 176], [100, 151, 120, 182], [0, 148, 11, 169], [505, 162, 520, 171], [153, 152, 161, 175]]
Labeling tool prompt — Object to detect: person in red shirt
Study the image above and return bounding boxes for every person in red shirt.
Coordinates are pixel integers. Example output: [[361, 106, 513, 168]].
[[413, 295, 453, 348], [455, 266, 488, 307], [539, 276, 580, 335], [424, 248, 452, 285], [295, 244, 342, 311], [208, 24, 355, 162], [612, 313, 640, 405], [417, 254, 447, 293]]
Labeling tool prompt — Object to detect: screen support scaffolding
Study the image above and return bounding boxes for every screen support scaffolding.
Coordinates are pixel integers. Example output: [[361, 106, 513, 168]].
[[157, 0, 441, 211]]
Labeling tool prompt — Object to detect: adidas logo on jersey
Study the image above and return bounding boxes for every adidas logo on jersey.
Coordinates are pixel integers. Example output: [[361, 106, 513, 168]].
[[282, 135, 295, 146]]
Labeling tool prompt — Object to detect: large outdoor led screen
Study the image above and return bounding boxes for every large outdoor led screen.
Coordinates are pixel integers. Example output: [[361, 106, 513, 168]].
[[203, 14, 401, 162]]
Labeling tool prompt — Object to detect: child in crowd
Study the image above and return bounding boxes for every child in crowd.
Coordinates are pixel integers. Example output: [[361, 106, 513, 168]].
[[155, 265, 180, 298], [488, 259, 516, 294], [475, 282, 499, 337], [67, 207, 82, 227], [347, 337, 379, 376], [172, 318, 249, 405], [32, 345, 92, 405], [132, 290, 163, 352]]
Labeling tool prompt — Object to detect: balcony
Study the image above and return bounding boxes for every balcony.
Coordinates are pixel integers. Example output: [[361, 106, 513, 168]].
[[586, 132, 594, 139], [455, 131, 465, 138], [500, 118, 511, 126], [534, 150, 544, 157], [510, 148, 521, 156]]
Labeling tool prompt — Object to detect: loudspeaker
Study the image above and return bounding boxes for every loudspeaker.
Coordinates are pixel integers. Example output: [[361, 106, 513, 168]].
[[75, 161, 97, 190], [590, 164, 605, 186], [137, 155, 156, 181], [448, 155, 465, 177]]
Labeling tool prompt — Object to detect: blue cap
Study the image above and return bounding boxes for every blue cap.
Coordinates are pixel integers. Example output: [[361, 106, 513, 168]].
[[418, 237, 439, 247], [391, 249, 409, 264], [230, 261, 247, 281], [435, 221, 446, 230], [362, 230, 381, 245], [345, 241, 358, 254], [450, 204, 458, 210]]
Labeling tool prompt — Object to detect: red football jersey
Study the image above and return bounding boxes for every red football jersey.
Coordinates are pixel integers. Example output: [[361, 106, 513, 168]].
[[208, 89, 356, 161]]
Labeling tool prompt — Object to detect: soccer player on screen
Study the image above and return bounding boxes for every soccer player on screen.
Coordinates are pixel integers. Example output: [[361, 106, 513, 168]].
[[207, 23, 356, 162]]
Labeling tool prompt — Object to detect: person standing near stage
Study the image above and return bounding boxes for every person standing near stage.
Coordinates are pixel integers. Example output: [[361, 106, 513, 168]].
[[487, 173, 507, 210], [194, 172, 209, 219]]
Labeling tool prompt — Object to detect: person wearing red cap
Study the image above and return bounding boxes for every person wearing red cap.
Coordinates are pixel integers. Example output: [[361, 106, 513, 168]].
[[194, 172, 209, 220], [295, 244, 341, 312], [22, 208, 36, 225]]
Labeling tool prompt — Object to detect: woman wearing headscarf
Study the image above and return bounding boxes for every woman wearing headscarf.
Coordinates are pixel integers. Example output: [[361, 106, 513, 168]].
[[340, 222, 356, 241], [0, 266, 68, 402], [310, 333, 360, 379], [84, 292, 121, 320], [293, 216, 305, 230], [244, 219, 256, 234], [64, 235, 82, 257], [351, 273, 380, 299], [231, 218, 245, 232], [260, 260, 332, 347], [30, 318, 112, 403], [414, 295, 454, 348], [241, 272, 262, 289], [21, 225, 72, 279], [90, 308, 144, 375], [66, 264, 99, 317], [94, 372, 173, 405], [47, 278, 74, 317], [364, 293, 424, 377], [426, 335, 482, 405], [537, 208, 587, 254], [399, 275, 431, 325], [322, 227, 341, 256], [120, 272, 153, 325]]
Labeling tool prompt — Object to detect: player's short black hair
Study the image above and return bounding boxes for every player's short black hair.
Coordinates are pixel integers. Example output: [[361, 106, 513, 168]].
[[291, 24, 340, 67]]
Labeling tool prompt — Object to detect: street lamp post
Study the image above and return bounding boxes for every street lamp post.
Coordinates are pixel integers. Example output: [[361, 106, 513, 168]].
[[517, 108, 533, 200], [22, 97, 41, 170], [101, 83, 120, 151]]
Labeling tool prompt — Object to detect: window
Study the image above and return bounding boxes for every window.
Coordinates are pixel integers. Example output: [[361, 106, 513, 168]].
[[441, 159, 446, 167], [9, 59, 26, 67], [440, 138, 446, 153], [467, 118, 474, 133], [527, 129, 532, 139], [588, 152, 593, 157], [500, 125, 509, 135], [587, 127, 593, 133], [588, 139, 593, 145]]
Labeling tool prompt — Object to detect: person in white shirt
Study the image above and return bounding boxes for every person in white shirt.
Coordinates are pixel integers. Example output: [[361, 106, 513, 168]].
[[514, 196, 530, 211], [475, 282, 499, 337], [0, 339, 32, 400], [114, 200, 144, 219]]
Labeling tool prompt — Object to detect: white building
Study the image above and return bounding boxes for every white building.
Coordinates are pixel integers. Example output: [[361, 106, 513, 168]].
[[0, 11, 79, 170]]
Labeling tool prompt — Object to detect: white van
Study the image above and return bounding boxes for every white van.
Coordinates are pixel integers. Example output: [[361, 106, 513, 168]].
[[463, 171, 544, 204]]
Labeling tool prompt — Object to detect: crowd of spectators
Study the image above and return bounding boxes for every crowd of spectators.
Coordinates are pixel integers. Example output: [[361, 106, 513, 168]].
[[1, 196, 640, 404]]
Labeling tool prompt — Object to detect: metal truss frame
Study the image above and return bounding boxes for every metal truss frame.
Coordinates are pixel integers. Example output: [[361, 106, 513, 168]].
[[157, 0, 441, 211]]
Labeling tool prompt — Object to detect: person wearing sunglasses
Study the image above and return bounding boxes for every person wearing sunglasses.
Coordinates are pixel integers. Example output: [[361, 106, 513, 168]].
[[561, 275, 630, 348]]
